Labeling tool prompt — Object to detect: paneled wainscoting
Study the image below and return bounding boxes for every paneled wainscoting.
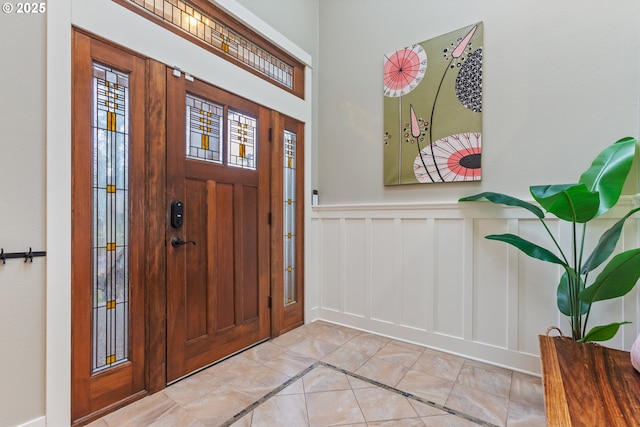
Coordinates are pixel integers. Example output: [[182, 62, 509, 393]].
[[307, 197, 640, 374]]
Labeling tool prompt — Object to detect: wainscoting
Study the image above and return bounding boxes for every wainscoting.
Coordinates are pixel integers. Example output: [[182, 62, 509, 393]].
[[307, 197, 640, 375]]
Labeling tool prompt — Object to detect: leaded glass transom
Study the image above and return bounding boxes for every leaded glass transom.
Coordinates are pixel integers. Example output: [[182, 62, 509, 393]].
[[284, 130, 296, 305], [126, 0, 294, 89], [186, 94, 223, 163], [92, 63, 130, 373], [228, 110, 257, 169]]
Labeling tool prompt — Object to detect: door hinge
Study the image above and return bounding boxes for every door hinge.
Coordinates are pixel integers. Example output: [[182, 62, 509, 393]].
[[269, 127, 273, 142], [268, 212, 272, 225], [268, 295, 273, 309]]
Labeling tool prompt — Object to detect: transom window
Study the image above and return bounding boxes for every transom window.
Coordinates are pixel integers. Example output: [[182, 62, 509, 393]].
[[115, 0, 305, 98]]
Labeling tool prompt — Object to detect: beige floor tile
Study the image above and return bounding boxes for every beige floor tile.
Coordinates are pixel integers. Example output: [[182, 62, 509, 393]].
[[229, 412, 252, 427], [409, 400, 451, 417], [396, 369, 455, 406], [456, 363, 512, 398], [287, 336, 339, 359], [251, 394, 309, 427], [445, 383, 509, 427], [277, 377, 305, 395], [509, 372, 544, 408], [241, 341, 286, 364], [102, 392, 177, 426], [375, 341, 424, 367], [421, 414, 479, 426], [322, 346, 371, 372], [506, 399, 546, 427], [353, 387, 420, 422], [368, 420, 426, 426], [306, 389, 366, 427], [88, 323, 545, 427], [412, 349, 465, 381], [347, 375, 377, 390], [182, 389, 255, 426], [355, 356, 409, 387], [264, 351, 316, 376], [303, 365, 351, 392], [316, 324, 362, 346], [344, 333, 390, 357]]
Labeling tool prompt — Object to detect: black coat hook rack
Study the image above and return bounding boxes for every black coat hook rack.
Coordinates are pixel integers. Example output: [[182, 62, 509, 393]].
[[0, 247, 46, 264]]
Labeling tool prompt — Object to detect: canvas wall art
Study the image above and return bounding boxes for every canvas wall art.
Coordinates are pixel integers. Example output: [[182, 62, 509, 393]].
[[383, 22, 483, 185]]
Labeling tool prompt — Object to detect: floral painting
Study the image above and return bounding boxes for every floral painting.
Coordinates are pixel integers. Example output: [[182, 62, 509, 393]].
[[383, 22, 483, 185]]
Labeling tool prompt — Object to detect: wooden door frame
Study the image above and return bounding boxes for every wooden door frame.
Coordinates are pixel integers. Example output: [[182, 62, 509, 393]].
[[71, 36, 306, 398], [71, 29, 149, 424], [270, 113, 305, 336]]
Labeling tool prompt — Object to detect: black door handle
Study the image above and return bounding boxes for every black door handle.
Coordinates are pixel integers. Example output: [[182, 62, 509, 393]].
[[171, 237, 196, 247]]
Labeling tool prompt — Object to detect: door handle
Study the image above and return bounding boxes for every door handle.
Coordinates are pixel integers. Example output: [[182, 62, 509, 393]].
[[171, 237, 196, 248]]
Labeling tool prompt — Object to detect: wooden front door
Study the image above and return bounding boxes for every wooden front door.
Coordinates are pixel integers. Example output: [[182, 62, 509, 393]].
[[165, 70, 271, 382], [71, 31, 147, 424]]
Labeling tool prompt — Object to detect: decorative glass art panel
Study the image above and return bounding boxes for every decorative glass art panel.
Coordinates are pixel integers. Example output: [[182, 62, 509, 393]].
[[92, 63, 130, 373], [383, 22, 483, 185], [126, 0, 294, 89], [283, 130, 296, 305], [186, 94, 224, 163], [228, 110, 257, 169]]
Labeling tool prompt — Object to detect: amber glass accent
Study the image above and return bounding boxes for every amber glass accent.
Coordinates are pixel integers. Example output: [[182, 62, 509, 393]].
[[186, 94, 223, 163], [228, 110, 256, 169], [92, 63, 130, 373], [283, 130, 296, 305]]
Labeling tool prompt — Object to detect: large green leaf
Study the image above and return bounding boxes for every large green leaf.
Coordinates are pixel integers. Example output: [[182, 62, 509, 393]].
[[579, 136, 637, 216], [458, 192, 544, 218], [486, 233, 566, 266], [557, 272, 588, 316], [530, 184, 600, 223], [581, 207, 640, 274], [580, 322, 631, 343], [579, 248, 640, 303]]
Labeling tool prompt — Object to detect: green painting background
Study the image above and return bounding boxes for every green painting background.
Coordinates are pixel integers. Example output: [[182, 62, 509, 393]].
[[383, 22, 483, 185]]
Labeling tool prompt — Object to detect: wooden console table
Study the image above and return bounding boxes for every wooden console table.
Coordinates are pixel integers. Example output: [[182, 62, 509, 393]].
[[539, 335, 640, 426]]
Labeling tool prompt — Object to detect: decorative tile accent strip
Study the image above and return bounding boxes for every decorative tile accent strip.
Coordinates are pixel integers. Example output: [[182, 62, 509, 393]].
[[220, 360, 499, 427]]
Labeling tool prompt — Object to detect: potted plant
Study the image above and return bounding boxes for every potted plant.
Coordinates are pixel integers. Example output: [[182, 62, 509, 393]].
[[459, 136, 640, 343]]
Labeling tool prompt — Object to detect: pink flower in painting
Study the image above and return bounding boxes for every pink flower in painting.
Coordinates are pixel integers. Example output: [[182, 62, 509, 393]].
[[452, 25, 477, 58], [414, 133, 482, 183], [409, 105, 421, 138], [383, 44, 427, 97]]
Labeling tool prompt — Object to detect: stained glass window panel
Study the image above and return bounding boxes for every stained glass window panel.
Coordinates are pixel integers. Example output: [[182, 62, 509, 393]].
[[126, 0, 295, 89], [186, 94, 223, 163], [228, 110, 257, 169], [92, 63, 130, 373], [283, 130, 296, 305]]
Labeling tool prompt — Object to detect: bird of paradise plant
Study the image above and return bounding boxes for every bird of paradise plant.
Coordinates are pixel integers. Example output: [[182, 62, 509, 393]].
[[460, 137, 640, 342]]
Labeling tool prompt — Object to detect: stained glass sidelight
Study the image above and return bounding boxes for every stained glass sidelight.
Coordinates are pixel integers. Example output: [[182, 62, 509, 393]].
[[92, 63, 130, 373], [186, 94, 224, 163], [228, 110, 257, 169], [283, 130, 296, 305]]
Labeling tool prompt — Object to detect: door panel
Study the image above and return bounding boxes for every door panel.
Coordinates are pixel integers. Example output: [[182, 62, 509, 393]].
[[71, 31, 147, 424], [166, 70, 271, 382], [271, 115, 305, 336]]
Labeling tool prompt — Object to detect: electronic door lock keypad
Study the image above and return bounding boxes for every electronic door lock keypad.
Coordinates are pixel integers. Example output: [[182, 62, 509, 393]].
[[171, 201, 184, 228]]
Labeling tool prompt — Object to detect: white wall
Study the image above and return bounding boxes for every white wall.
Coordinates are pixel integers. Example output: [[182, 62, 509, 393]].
[[311, 0, 640, 374], [317, 0, 640, 204], [0, 9, 46, 427]]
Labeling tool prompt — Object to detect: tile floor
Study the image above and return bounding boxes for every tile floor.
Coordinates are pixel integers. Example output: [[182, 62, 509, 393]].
[[87, 321, 546, 426]]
